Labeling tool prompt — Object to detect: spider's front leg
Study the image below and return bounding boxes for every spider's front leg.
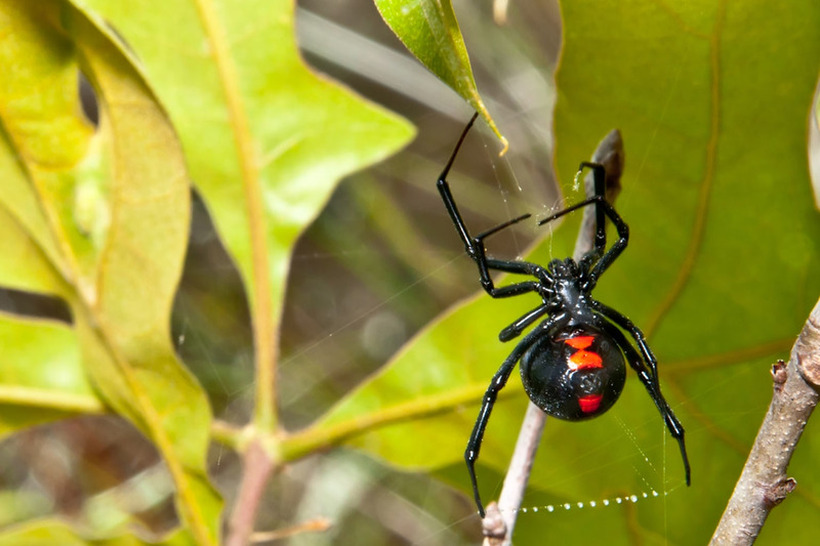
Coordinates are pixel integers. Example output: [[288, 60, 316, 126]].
[[536, 163, 629, 286], [437, 115, 546, 298]]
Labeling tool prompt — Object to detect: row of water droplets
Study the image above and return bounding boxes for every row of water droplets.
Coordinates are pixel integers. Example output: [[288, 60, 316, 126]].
[[503, 489, 663, 515]]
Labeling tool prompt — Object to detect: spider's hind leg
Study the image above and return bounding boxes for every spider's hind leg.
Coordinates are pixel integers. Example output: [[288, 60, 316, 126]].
[[465, 316, 562, 517], [595, 306, 690, 486]]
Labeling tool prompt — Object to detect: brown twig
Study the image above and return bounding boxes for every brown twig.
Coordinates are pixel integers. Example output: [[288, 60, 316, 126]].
[[710, 297, 820, 545], [482, 130, 624, 544], [250, 516, 332, 543], [226, 439, 276, 546]]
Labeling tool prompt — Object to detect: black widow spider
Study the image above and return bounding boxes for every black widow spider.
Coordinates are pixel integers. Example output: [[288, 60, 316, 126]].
[[437, 114, 690, 518]]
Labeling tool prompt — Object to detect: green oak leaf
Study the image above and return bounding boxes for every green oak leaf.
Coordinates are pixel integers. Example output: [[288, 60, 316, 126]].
[[299, 2, 820, 544], [73, 0, 415, 431]]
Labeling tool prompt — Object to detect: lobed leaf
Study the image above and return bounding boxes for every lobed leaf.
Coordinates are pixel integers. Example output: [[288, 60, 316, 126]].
[[73, 0, 416, 431], [0, 1, 220, 542]]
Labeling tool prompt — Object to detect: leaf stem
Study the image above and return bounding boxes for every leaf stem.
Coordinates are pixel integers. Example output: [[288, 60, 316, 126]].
[[210, 419, 248, 451], [193, 0, 278, 433], [281, 383, 521, 461], [0, 386, 104, 413]]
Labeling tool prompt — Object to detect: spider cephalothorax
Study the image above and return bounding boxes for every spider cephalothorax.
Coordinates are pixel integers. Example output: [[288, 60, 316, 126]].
[[437, 113, 689, 518]]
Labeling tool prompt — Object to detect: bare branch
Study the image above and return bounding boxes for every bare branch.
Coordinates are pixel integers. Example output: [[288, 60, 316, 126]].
[[710, 298, 820, 545]]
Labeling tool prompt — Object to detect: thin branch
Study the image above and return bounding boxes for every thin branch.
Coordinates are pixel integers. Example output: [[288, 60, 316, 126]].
[[281, 384, 510, 460], [211, 419, 249, 451], [250, 516, 332, 543], [226, 439, 276, 546], [710, 297, 820, 545], [483, 130, 625, 544]]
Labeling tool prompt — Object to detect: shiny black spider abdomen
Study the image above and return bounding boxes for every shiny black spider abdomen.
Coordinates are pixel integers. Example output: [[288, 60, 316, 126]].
[[520, 324, 626, 421], [437, 113, 690, 518]]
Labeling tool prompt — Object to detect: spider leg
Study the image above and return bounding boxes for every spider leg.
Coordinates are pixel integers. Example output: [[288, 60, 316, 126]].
[[537, 188, 628, 285], [437, 115, 550, 296], [481, 258, 549, 298], [499, 304, 549, 341], [536, 161, 609, 260], [465, 313, 566, 517], [577, 162, 630, 282], [593, 305, 690, 486], [593, 301, 660, 384], [438, 113, 480, 246]]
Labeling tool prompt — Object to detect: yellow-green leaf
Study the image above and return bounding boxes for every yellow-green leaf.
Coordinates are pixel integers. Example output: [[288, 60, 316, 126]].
[[73, 0, 415, 432], [0, 313, 102, 439], [0, 518, 192, 546], [0, 1, 220, 543]]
